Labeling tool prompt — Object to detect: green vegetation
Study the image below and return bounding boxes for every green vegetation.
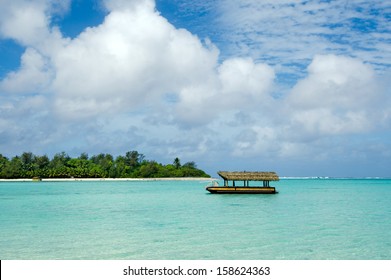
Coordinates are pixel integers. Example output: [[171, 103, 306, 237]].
[[0, 151, 210, 179]]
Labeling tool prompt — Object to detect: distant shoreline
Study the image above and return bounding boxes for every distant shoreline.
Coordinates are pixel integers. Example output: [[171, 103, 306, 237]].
[[0, 177, 215, 182], [1, 177, 389, 182]]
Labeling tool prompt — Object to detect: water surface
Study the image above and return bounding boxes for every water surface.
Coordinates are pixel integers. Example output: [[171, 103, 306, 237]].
[[0, 179, 390, 259]]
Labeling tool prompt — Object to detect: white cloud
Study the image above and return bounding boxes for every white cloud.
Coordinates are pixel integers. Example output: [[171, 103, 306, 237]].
[[285, 54, 388, 136], [218, 57, 275, 107], [0, 0, 274, 127], [50, 3, 222, 121], [225, 54, 391, 166], [0, 0, 48, 45], [103, 0, 155, 12], [173, 57, 275, 126], [0, 0, 390, 176], [216, 0, 391, 77], [0, 0, 70, 46], [0, 48, 52, 94]]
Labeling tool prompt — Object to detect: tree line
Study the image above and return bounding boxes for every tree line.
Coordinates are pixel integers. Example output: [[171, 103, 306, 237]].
[[0, 151, 210, 179]]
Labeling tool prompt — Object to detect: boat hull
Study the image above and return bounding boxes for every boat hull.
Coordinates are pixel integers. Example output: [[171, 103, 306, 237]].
[[206, 186, 277, 194]]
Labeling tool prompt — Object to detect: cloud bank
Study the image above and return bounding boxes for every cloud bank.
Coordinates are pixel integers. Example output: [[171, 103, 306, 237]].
[[0, 0, 390, 176]]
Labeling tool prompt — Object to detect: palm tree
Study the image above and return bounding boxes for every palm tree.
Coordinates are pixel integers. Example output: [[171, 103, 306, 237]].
[[173, 157, 181, 169]]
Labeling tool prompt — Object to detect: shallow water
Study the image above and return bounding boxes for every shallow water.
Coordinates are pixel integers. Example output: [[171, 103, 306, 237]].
[[0, 179, 390, 259]]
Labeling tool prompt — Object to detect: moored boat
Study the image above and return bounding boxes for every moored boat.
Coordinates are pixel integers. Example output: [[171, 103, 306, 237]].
[[206, 171, 279, 194]]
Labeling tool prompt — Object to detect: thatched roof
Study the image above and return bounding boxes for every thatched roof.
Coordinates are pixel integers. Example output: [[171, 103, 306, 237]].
[[218, 171, 279, 181]]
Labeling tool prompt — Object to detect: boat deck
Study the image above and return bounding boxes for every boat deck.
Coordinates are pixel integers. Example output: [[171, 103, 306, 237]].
[[206, 186, 277, 194], [207, 171, 280, 194]]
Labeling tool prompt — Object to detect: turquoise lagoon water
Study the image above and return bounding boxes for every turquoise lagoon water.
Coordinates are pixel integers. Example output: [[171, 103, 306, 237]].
[[0, 179, 390, 260]]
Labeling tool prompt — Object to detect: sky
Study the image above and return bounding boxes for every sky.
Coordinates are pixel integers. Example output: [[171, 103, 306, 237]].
[[0, 0, 390, 177]]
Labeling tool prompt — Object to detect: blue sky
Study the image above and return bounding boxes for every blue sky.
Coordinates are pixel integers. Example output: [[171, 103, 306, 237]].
[[0, 0, 390, 177]]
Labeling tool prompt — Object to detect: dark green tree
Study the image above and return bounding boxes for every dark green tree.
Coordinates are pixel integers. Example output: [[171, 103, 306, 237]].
[[125, 151, 144, 170], [48, 152, 70, 178], [2, 156, 23, 178], [0, 151, 210, 179], [34, 155, 50, 177], [173, 157, 181, 169], [138, 161, 159, 178], [0, 154, 9, 178], [114, 155, 131, 178], [90, 153, 114, 177], [78, 153, 89, 160]]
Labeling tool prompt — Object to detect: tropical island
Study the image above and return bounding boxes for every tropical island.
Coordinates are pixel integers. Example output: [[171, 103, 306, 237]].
[[0, 151, 210, 179]]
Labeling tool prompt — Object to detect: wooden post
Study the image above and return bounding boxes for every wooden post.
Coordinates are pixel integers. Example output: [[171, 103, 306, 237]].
[[263, 181, 270, 187]]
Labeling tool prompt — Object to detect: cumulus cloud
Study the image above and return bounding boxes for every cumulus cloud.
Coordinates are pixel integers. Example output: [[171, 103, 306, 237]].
[[218, 57, 275, 107], [103, 0, 155, 12], [0, 0, 48, 45], [174, 57, 275, 125], [1, 0, 275, 125], [0, 0, 390, 176], [228, 54, 391, 164], [291, 55, 375, 108], [50, 1, 223, 120], [0, 0, 70, 46], [286, 55, 388, 136], [0, 48, 52, 94]]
